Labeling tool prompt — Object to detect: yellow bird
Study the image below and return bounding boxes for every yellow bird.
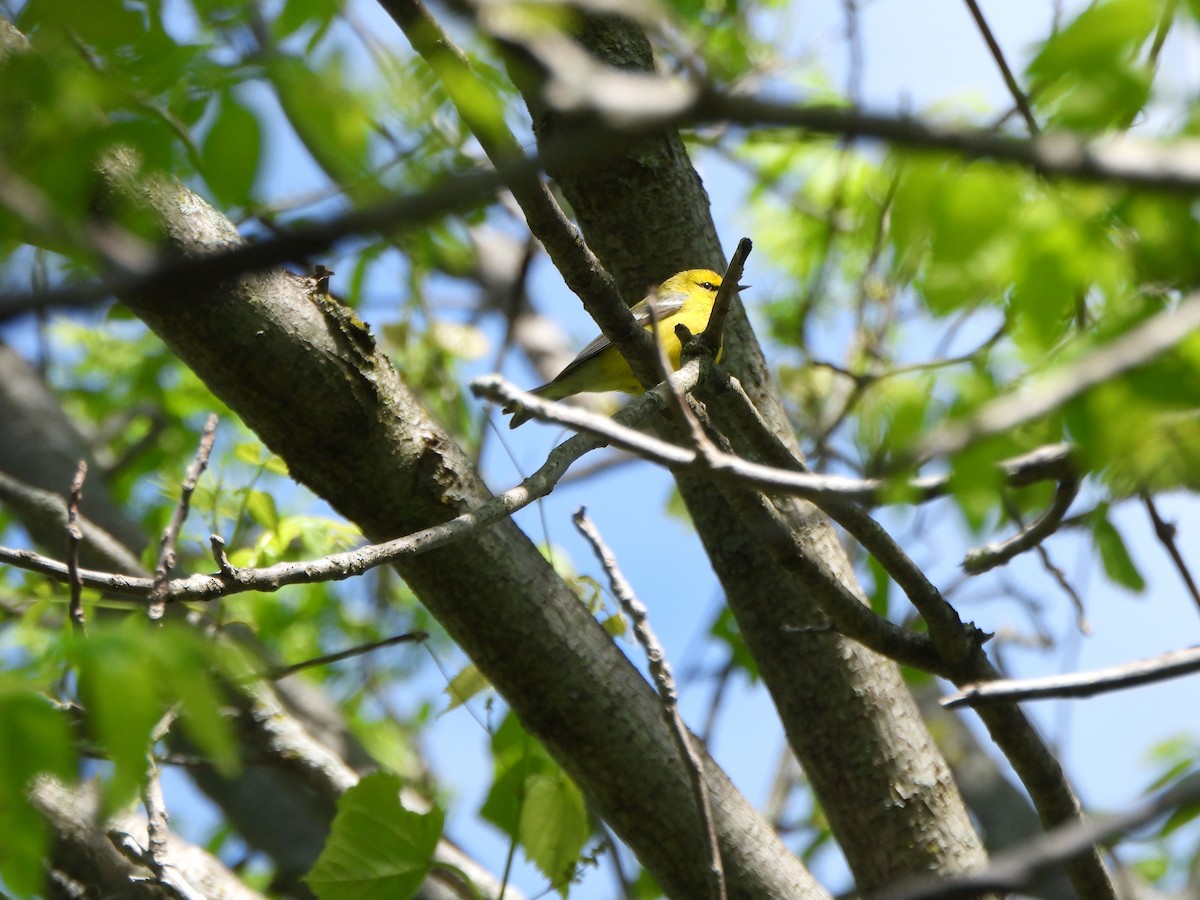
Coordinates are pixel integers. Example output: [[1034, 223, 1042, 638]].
[[507, 269, 738, 428]]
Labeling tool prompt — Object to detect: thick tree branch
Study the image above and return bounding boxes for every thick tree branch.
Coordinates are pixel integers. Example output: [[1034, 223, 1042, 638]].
[[483, 8, 1009, 890], [30, 776, 266, 900], [81, 150, 822, 899], [685, 364, 1114, 897]]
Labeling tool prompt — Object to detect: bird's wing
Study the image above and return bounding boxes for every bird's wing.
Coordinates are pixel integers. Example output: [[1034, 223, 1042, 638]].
[[561, 289, 690, 371], [629, 289, 689, 328]]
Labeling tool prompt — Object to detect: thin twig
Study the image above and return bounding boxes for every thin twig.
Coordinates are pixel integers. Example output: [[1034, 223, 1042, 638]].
[[879, 772, 1200, 900], [943, 644, 1200, 708], [1033, 538, 1090, 634], [690, 237, 752, 365], [963, 0, 1040, 135], [266, 631, 428, 680], [644, 288, 703, 443], [209, 534, 235, 579], [474, 371, 1075, 508], [144, 709, 179, 870], [963, 475, 1079, 574], [476, 234, 538, 467], [149, 414, 218, 620], [0, 428, 1073, 620], [65, 460, 87, 633], [797, 147, 854, 337], [926, 290, 1200, 460], [111, 706, 208, 900], [573, 509, 726, 900], [698, 658, 736, 745], [763, 746, 801, 833], [1141, 493, 1200, 615], [596, 820, 635, 900], [1002, 490, 1091, 634]]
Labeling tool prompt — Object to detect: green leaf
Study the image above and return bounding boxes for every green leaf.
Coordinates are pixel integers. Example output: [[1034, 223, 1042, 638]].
[[1026, 0, 1158, 129], [950, 438, 1010, 532], [519, 771, 589, 893], [444, 663, 491, 711], [153, 630, 238, 775], [273, 0, 342, 41], [0, 683, 76, 896], [234, 440, 289, 477], [201, 91, 261, 207], [268, 54, 375, 189], [1091, 505, 1146, 591], [600, 612, 628, 638], [1029, 0, 1158, 75], [482, 713, 548, 836], [1130, 850, 1170, 885], [0, 682, 75, 791], [306, 772, 443, 900], [71, 625, 167, 811], [20, 0, 147, 53], [890, 159, 1021, 314], [709, 606, 759, 681], [856, 375, 935, 460], [69, 621, 238, 812], [244, 489, 280, 531]]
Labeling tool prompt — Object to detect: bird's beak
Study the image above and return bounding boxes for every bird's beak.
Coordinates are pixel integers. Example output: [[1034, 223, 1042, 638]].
[[735, 284, 751, 292]]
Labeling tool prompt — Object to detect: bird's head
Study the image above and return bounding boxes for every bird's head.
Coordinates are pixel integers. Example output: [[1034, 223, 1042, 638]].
[[662, 269, 749, 296]]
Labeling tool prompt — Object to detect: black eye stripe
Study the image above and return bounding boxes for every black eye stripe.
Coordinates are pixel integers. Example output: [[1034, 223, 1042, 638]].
[[699, 281, 718, 291]]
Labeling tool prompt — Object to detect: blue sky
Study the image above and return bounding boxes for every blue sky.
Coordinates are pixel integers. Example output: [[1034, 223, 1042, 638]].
[[463, 2, 1200, 895], [9, 0, 1200, 896], [205, 0, 1200, 894]]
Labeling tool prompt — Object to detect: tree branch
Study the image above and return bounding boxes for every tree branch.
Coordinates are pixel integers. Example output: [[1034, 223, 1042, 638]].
[[943, 645, 1200, 708], [963, 475, 1080, 574], [574, 509, 726, 900], [880, 772, 1200, 900], [926, 290, 1200, 459], [148, 414, 217, 620]]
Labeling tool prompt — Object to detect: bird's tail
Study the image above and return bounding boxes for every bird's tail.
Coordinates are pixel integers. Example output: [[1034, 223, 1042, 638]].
[[504, 384, 548, 429]]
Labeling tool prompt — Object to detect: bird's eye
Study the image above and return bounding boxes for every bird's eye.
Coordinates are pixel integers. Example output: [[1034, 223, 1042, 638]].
[[699, 281, 718, 291]]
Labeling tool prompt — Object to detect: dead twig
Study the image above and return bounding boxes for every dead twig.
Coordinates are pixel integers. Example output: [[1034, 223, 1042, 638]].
[[573, 509, 726, 900], [148, 414, 218, 620], [65, 460, 88, 632]]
